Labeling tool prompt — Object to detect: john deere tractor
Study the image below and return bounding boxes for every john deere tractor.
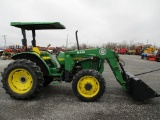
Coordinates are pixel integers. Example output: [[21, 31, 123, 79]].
[[1, 22, 159, 102]]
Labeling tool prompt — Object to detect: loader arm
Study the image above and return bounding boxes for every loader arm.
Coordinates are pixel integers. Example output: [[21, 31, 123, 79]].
[[106, 57, 127, 90]]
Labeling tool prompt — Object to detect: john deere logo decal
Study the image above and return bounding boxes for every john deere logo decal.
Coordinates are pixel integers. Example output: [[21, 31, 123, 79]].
[[99, 48, 106, 55]]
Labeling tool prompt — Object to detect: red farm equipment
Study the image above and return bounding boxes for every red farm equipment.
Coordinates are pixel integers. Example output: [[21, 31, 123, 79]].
[[118, 48, 127, 54], [147, 49, 160, 62]]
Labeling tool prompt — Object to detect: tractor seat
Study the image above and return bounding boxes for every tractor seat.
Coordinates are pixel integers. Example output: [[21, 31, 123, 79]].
[[32, 47, 59, 68], [31, 47, 41, 55], [31, 47, 51, 60]]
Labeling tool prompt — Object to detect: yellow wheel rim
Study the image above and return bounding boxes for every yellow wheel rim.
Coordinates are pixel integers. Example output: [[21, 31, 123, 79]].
[[77, 76, 100, 98], [8, 68, 33, 94]]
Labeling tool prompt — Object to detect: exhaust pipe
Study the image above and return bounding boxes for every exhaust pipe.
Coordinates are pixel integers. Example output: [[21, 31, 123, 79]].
[[75, 30, 80, 51]]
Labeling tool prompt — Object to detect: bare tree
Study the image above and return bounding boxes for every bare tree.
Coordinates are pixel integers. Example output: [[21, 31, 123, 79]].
[[103, 42, 117, 49], [80, 43, 87, 49]]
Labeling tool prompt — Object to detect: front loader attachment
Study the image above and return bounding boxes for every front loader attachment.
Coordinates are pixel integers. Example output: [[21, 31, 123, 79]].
[[125, 71, 160, 101], [107, 56, 159, 101]]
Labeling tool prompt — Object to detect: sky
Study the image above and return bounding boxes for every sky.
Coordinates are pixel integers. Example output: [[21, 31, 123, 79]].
[[1, 0, 160, 48]]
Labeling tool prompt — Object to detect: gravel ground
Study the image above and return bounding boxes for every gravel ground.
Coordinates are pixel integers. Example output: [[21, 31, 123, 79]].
[[0, 55, 160, 120]]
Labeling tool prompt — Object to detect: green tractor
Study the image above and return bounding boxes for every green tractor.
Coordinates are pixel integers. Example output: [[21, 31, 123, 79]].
[[1, 22, 159, 102]]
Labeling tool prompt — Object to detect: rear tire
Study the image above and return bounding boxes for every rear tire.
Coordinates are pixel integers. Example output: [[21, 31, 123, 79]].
[[1, 59, 44, 100], [72, 69, 106, 102]]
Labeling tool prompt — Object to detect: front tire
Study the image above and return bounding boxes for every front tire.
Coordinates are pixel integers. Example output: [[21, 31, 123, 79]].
[[1, 59, 44, 100], [72, 69, 106, 102]]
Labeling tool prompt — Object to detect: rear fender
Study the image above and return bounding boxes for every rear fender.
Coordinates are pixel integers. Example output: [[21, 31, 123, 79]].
[[11, 53, 51, 76]]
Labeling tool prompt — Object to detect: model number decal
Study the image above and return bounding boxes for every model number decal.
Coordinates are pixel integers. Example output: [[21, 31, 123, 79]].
[[77, 50, 85, 54]]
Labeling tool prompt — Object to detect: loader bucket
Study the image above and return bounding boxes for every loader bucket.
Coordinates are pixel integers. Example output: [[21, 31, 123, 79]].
[[125, 71, 160, 101]]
